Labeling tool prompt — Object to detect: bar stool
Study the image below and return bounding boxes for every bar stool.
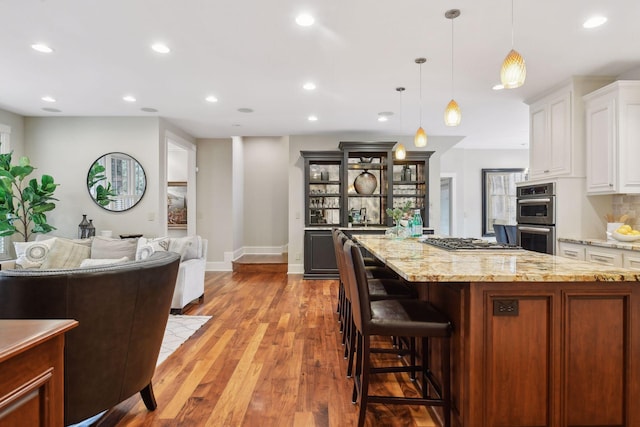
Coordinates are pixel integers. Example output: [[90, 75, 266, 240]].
[[334, 233, 416, 378], [344, 239, 453, 427]]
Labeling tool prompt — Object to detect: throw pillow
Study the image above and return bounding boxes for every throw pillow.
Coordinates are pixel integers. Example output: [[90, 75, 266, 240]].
[[40, 238, 92, 269], [168, 236, 193, 261], [135, 237, 170, 260], [14, 238, 57, 269], [79, 256, 129, 268], [91, 236, 138, 260], [169, 236, 201, 261]]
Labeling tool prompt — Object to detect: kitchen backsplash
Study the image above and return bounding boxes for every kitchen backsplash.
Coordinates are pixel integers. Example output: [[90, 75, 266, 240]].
[[612, 194, 640, 227]]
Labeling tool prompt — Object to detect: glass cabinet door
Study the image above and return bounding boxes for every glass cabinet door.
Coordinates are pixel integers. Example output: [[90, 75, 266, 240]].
[[302, 151, 343, 227]]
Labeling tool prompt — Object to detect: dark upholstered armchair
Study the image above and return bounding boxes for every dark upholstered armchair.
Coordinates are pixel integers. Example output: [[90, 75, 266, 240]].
[[0, 251, 180, 425]]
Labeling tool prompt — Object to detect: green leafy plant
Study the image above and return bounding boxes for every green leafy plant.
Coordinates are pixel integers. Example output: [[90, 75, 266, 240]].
[[87, 162, 117, 206], [0, 149, 59, 241], [386, 200, 414, 224]]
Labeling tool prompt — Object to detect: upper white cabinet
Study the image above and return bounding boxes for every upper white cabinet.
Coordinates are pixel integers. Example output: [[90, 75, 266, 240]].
[[527, 77, 614, 181], [529, 90, 571, 178], [584, 81, 640, 194]]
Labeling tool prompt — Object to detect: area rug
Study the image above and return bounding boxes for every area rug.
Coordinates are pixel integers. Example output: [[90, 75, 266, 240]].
[[157, 314, 212, 366]]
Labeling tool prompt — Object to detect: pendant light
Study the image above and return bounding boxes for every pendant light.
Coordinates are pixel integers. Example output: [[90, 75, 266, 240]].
[[414, 57, 427, 147], [395, 87, 406, 160], [500, 0, 526, 88], [444, 9, 462, 126]]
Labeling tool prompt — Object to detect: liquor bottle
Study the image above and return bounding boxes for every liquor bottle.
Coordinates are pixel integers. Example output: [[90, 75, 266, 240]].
[[412, 209, 423, 237]]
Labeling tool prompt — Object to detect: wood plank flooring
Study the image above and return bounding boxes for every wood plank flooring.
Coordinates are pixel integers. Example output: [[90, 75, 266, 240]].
[[96, 271, 437, 427]]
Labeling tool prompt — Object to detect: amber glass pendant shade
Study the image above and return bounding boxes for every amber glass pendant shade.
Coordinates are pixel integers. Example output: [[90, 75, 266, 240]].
[[500, 49, 526, 89], [444, 99, 461, 126], [395, 143, 406, 160], [414, 127, 427, 147]]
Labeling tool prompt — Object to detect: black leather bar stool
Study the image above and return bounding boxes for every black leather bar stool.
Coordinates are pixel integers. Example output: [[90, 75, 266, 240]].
[[344, 239, 453, 427], [333, 231, 416, 378]]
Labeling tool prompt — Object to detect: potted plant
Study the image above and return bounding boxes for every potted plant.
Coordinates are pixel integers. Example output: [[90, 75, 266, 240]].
[[0, 149, 59, 241]]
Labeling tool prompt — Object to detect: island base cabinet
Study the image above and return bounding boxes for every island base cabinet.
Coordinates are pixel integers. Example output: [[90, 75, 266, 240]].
[[426, 282, 639, 427]]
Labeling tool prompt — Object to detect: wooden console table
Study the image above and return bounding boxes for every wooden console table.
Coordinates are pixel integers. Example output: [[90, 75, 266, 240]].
[[0, 319, 78, 427]]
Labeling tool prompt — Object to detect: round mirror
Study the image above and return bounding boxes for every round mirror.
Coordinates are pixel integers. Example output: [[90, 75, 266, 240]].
[[87, 152, 146, 212]]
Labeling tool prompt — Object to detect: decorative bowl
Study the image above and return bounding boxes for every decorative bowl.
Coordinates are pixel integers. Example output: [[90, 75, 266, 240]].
[[612, 231, 640, 242]]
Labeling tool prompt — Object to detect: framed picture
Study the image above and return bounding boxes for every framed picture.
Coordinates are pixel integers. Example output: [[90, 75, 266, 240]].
[[482, 168, 527, 236], [167, 181, 187, 229]]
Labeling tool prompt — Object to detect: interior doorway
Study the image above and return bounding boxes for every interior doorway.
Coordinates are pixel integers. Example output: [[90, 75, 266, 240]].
[[440, 175, 455, 237], [166, 133, 197, 236]]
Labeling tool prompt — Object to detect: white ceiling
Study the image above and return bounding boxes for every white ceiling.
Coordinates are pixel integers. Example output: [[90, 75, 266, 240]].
[[1, 0, 639, 149]]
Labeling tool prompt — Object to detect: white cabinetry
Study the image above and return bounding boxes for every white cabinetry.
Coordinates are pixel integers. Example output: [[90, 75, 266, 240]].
[[584, 81, 640, 194], [558, 240, 640, 270], [585, 246, 623, 267], [526, 77, 613, 181], [529, 91, 571, 178], [557, 241, 585, 261]]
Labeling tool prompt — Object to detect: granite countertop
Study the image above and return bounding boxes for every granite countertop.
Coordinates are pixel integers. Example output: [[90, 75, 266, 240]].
[[558, 237, 640, 252], [353, 235, 640, 282]]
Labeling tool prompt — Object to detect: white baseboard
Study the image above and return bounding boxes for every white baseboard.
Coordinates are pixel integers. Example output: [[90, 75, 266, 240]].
[[243, 246, 286, 255], [287, 263, 304, 275], [206, 261, 232, 271]]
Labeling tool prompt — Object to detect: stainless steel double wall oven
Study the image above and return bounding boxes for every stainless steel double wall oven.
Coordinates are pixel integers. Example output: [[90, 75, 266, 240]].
[[516, 182, 556, 254]]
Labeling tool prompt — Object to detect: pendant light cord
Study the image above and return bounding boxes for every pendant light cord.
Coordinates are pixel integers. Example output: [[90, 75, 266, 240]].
[[451, 18, 455, 98], [419, 63, 423, 127], [511, 0, 515, 48]]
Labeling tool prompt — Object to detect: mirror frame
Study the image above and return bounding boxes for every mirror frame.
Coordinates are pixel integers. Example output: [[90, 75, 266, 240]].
[[87, 152, 147, 212]]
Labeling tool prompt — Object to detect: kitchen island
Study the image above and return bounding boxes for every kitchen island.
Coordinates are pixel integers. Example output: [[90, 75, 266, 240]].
[[354, 234, 640, 427]]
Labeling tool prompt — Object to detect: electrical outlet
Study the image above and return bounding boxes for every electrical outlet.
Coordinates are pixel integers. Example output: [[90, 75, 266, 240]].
[[147, 212, 155, 221], [295, 252, 301, 261]]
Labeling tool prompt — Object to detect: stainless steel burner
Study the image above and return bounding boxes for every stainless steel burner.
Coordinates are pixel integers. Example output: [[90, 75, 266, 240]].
[[421, 237, 521, 251]]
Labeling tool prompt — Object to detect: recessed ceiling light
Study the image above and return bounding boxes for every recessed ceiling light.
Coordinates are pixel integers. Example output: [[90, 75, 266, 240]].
[[31, 43, 54, 53], [141, 107, 158, 112], [151, 43, 170, 54], [232, 123, 241, 127], [583, 16, 607, 29], [378, 116, 389, 122], [42, 107, 61, 113], [303, 82, 316, 91], [308, 115, 318, 121], [238, 108, 254, 113], [41, 96, 56, 103], [123, 95, 136, 103], [205, 95, 218, 103], [296, 13, 315, 27], [492, 84, 505, 91]]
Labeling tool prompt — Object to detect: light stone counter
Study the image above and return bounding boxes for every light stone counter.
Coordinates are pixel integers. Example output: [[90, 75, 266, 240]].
[[354, 234, 640, 282], [559, 236, 640, 252]]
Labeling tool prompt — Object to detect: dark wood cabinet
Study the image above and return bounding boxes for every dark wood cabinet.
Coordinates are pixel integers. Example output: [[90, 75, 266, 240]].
[[301, 142, 434, 278], [303, 229, 339, 279], [0, 319, 78, 427]]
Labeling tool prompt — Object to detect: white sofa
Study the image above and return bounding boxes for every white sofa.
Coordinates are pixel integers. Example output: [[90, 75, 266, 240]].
[[170, 238, 208, 313], [6, 234, 208, 314]]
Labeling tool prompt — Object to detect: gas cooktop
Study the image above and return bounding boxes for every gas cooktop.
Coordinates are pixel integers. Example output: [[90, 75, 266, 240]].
[[421, 237, 522, 251]]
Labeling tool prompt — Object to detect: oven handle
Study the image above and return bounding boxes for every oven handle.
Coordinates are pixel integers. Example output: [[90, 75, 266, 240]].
[[517, 198, 552, 204], [518, 226, 552, 232]]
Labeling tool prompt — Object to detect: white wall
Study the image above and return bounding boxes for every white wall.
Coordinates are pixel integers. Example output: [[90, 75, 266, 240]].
[[0, 109, 25, 157], [440, 148, 529, 238], [232, 137, 244, 259], [24, 117, 165, 238], [196, 138, 233, 268], [242, 136, 289, 252]]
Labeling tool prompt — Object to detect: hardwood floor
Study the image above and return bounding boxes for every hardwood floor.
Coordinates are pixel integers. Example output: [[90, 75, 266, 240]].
[[97, 271, 437, 427]]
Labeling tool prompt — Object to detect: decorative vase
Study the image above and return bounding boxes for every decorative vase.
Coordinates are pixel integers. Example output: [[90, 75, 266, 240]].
[[78, 214, 90, 239], [354, 170, 377, 195], [87, 220, 95, 238], [402, 165, 412, 182]]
